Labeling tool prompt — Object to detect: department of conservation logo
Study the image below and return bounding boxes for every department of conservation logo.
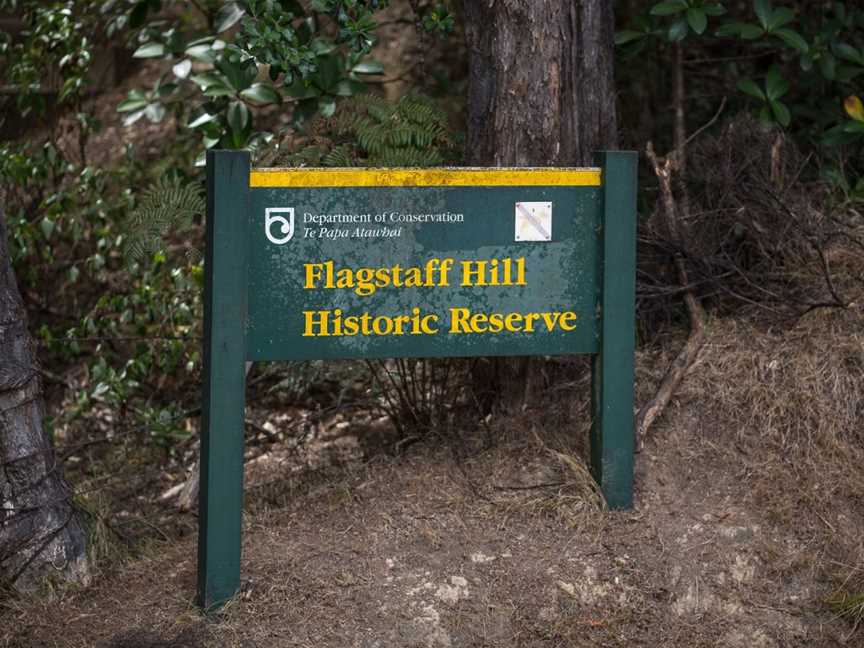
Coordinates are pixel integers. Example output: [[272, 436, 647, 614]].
[[265, 207, 295, 244]]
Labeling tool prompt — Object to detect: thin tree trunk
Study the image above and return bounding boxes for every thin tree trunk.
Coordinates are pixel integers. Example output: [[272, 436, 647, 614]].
[[0, 194, 89, 592], [462, 0, 618, 409], [636, 46, 709, 448]]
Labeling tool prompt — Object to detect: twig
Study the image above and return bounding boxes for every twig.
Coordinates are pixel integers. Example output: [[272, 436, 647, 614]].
[[636, 51, 710, 449]]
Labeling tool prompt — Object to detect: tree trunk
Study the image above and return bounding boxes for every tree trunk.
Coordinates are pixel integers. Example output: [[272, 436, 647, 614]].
[[462, 0, 619, 409], [0, 195, 89, 592], [463, 0, 617, 167]]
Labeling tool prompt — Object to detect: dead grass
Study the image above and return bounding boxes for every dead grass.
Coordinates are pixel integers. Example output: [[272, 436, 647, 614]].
[[655, 304, 864, 633]]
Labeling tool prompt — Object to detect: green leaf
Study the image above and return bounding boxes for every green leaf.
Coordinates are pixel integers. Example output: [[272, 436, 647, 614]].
[[740, 23, 765, 39], [156, 81, 178, 98], [334, 79, 365, 96], [668, 19, 689, 42], [123, 109, 147, 126], [836, 65, 864, 82], [703, 3, 727, 16], [737, 78, 766, 100], [319, 97, 336, 118], [765, 68, 789, 100], [310, 39, 338, 56], [145, 102, 166, 123], [615, 30, 646, 45], [215, 58, 257, 92], [40, 217, 55, 240], [172, 59, 192, 79], [773, 28, 808, 52], [190, 72, 222, 89], [769, 99, 790, 126], [203, 83, 234, 98], [185, 44, 217, 63], [754, 0, 772, 29], [716, 22, 744, 37], [824, 121, 852, 147], [687, 8, 708, 34], [188, 112, 217, 128], [834, 43, 864, 66], [117, 96, 149, 112], [227, 101, 249, 134], [283, 79, 319, 99], [767, 7, 794, 30], [650, 0, 689, 16], [314, 54, 342, 92], [215, 2, 245, 33], [133, 42, 165, 58], [352, 60, 385, 74], [240, 83, 281, 105]]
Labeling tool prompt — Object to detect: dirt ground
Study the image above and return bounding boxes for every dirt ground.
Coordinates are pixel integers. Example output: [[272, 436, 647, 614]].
[[3, 305, 863, 648]]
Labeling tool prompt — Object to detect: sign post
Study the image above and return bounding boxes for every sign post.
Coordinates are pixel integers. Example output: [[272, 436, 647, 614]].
[[197, 150, 637, 609]]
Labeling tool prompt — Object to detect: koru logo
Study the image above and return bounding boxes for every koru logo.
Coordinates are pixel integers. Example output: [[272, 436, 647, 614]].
[[265, 207, 294, 245]]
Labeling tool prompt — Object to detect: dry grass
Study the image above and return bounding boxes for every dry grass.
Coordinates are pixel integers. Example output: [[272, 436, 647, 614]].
[[655, 304, 864, 632], [684, 309, 863, 452]]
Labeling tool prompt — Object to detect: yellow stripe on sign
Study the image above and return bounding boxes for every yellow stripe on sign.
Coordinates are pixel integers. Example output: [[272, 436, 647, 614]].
[[248, 167, 602, 188]]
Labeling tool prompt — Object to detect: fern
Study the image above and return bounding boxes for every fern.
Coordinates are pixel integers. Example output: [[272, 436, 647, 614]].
[[268, 93, 455, 169], [124, 176, 204, 264]]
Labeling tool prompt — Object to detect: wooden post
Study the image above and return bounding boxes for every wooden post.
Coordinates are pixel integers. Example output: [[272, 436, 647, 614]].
[[197, 150, 250, 609], [591, 151, 637, 509]]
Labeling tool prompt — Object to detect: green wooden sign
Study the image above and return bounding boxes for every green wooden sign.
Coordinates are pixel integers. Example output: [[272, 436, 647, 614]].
[[198, 150, 637, 609]]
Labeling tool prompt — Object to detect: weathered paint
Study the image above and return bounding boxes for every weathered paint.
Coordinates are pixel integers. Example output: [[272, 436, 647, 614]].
[[591, 151, 637, 510], [198, 152, 637, 611], [249, 167, 602, 188], [198, 150, 249, 610], [247, 184, 601, 360]]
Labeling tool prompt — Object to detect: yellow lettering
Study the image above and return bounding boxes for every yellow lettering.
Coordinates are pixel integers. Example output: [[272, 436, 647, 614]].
[[541, 312, 561, 331], [449, 308, 472, 333], [470, 312, 488, 333], [404, 267, 423, 288], [304, 263, 325, 289], [559, 312, 578, 331], [303, 310, 330, 336], [355, 268, 375, 296], [523, 312, 540, 333], [342, 315, 360, 336], [461, 261, 487, 286], [504, 312, 524, 332]]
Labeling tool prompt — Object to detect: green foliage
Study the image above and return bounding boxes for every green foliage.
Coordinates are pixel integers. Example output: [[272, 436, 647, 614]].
[[114, 0, 398, 161], [420, 4, 455, 36], [617, 0, 864, 194], [0, 1, 98, 116], [277, 93, 455, 167], [1, 134, 203, 456], [123, 177, 205, 262], [617, 1, 864, 130]]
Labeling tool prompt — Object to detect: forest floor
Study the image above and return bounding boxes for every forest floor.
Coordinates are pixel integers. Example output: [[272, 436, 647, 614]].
[[3, 305, 864, 648]]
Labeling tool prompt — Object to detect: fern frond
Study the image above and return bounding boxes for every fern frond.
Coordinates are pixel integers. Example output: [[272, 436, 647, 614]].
[[124, 176, 204, 264]]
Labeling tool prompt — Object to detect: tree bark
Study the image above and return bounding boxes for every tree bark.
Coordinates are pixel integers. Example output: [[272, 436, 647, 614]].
[[463, 0, 617, 167], [0, 194, 89, 592], [462, 0, 619, 409]]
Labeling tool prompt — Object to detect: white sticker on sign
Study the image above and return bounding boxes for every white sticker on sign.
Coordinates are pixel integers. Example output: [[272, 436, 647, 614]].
[[515, 202, 552, 242]]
